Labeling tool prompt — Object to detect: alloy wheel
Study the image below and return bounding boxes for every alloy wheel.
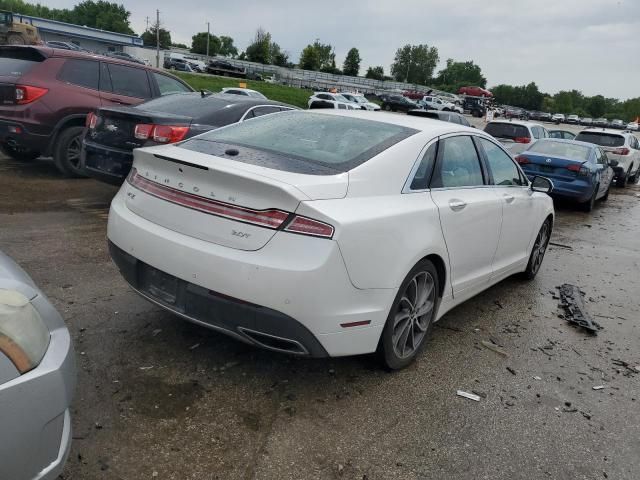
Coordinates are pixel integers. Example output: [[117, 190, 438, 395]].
[[67, 136, 82, 169], [392, 271, 436, 359], [530, 221, 550, 275]]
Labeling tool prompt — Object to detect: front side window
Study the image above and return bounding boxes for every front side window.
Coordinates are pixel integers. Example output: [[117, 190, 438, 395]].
[[153, 72, 191, 96], [106, 63, 151, 98], [478, 137, 524, 186], [58, 59, 99, 90], [431, 136, 484, 188]]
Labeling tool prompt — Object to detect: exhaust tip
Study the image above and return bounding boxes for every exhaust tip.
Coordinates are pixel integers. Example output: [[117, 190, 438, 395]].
[[238, 327, 309, 355]]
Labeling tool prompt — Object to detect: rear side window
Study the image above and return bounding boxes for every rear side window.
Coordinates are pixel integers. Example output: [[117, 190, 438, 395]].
[[58, 59, 99, 90], [152, 72, 190, 96], [106, 63, 151, 98], [432, 136, 485, 188], [410, 142, 438, 190], [180, 111, 418, 174], [484, 123, 529, 140], [574, 132, 624, 147], [0, 48, 45, 77]]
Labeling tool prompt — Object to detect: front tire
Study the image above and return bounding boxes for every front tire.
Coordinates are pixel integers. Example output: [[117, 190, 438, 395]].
[[522, 218, 551, 280], [53, 126, 87, 178], [378, 259, 439, 370]]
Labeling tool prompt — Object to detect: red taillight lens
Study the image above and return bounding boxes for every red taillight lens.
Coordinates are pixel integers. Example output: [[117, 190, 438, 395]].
[[566, 164, 581, 172], [514, 137, 531, 144], [15, 85, 48, 104], [152, 125, 189, 143], [86, 112, 97, 129], [515, 155, 530, 165], [284, 216, 335, 239], [134, 124, 154, 140], [610, 147, 630, 155]]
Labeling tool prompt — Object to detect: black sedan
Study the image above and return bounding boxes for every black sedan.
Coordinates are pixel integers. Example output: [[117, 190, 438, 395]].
[[380, 94, 418, 112], [81, 93, 296, 185]]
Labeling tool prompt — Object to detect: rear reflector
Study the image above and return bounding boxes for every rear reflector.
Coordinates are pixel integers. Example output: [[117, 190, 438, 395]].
[[340, 320, 371, 328], [284, 215, 335, 238], [15, 85, 48, 105], [86, 112, 97, 129], [134, 123, 189, 143]]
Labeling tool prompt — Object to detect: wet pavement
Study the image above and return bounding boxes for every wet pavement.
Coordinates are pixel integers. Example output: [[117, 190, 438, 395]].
[[1, 142, 639, 479]]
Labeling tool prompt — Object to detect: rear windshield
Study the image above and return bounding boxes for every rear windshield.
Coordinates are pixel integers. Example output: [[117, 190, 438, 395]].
[[180, 111, 418, 174], [574, 132, 624, 147], [484, 122, 529, 140], [528, 140, 591, 161], [0, 48, 45, 77]]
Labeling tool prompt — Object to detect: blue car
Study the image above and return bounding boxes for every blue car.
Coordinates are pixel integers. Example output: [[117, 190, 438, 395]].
[[515, 138, 616, 211]]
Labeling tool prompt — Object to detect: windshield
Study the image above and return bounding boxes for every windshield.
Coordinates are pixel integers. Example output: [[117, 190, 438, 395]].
[[179, 111, 418, 173], [528, 140, 591, 160], [574, 132, 625, 147]]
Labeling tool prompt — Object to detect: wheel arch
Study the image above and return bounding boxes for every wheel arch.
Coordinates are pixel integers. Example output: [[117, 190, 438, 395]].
[[418, 253, 447, 299], [46, 114, 87, 155]]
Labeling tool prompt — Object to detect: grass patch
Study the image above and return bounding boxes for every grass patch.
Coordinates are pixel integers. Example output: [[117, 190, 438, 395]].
[[173, 72, 313, 109]]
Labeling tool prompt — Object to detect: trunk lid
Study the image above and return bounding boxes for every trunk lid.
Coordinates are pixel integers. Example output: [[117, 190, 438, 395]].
[[0, 47, 47, 105], [90, 106, 192, 150], [124, 145, 348, 250], [517, 152, 584, 180]]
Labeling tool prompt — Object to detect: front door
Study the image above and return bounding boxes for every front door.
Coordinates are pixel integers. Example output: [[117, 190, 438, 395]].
[[429, 135, 502, 298]]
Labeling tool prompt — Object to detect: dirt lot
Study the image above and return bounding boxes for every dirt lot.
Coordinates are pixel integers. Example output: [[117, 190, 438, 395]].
[[1, 125, 639, 479]]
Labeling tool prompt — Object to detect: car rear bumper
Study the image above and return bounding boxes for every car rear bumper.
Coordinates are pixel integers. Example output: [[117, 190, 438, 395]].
[[107, 191, 394, 357], [0, 310, 75, 480], [81, 139, 132, 185], [0, 118, 51, 153], [525, 174, 594, 202]]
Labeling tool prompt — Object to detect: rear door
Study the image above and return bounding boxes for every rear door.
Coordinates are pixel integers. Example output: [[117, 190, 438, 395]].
[[100, 62, 152, 106], [476, 136, 535, 274], [429, 134, 502, 298]]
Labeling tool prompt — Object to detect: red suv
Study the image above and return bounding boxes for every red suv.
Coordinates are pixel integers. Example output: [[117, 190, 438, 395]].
[[457, 86, 492, 97], [0, 46, 193, 176]]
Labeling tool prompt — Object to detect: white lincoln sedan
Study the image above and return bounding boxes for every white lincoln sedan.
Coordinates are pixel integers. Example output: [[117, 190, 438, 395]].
[[107, 110, 554, 369]]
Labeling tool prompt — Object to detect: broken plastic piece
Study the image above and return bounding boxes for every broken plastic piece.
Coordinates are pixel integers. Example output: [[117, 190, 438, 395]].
[[557, 284, 602, 334], [481, 340, 508, 357], [456, 390, 481, 401], [592, 385, 606, 390]]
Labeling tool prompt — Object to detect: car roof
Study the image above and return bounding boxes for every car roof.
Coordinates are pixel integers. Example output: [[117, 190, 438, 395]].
[[577, 128, 626, 136], [223, 87, 260, 93], [487, 120, 544, 128], [313, 110, 477, 136]]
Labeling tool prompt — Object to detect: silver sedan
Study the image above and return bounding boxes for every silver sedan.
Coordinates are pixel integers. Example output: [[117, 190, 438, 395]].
[[0, 250, 76, 479]]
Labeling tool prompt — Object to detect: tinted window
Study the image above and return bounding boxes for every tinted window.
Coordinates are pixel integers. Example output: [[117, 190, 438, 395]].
[[595, 149, 606, 165], [574, 132, 625, 147], [549, 131, 562, 139], [528, 139, 591, 161], [410, 142, 438, 190], [180, 111, 417, 173], [338, 103, 347, 110], [99, 62, 112, 91], [0, 48, 45, 77], [484, 122, 530, 140], [479, 138, 524, 186], [317, 94, 332, 100], [106, 63, 151, 98], [432, 136, 484, 188], [250, 106, 281, 118], [153, 72, 190, 96], [58, 59, 99, 90]]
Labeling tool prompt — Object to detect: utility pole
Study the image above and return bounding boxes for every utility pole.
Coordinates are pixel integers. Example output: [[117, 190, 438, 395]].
[[206, 21, 210, 63], [145, 16, 149, 31], [155, 9, 160, 68]]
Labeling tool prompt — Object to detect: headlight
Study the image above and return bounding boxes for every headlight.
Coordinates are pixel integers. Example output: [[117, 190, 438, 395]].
[[0, 289, 50, 374]]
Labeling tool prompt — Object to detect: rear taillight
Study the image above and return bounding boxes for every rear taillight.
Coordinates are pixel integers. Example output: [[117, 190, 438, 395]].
[[565, 163, 589, 176], [127, 169, 335, 239], [86, 112, 97, 129], [284, 216, 335, 238], [515, 155, 530, 165], [133, 124, 189, 143], [15, 85, 48, 105], [609, 147, 630, 155], [514, 137, 531, 144]]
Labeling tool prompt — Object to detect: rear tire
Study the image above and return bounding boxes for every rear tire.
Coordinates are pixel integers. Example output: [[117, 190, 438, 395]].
[[616, 171, 628, 188], [580, 185, 598, 212], [522, 218, 551, 280], [0, 144, 39, 161], [629, 166, 638, 184], [384, 104, 391, 111], [601, 184, 610, 201], [53, 126, 87, 178], [7, 34, 25, 45], [378, 259, 440, 370]]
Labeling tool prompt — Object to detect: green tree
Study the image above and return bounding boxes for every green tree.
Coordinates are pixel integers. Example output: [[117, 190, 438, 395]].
[[490, 82, 543, 110], [219, 35, 238, 57], [299, 40, 334, 71], [587, 95, 606, 118], [391, 44, 439, 85], [171, 42, 187, 49], [141, 23, 171, 49], [365, 66, 384, 80], [434, 59, 486, 90], [245, 28, 273, 64], [190, 32, 221, 55], [270, 43, 289, 67], [342, 47, 361, 76]]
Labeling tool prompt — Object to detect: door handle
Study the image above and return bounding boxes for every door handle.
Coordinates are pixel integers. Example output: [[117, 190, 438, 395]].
[[448, 199, 467, 211], [503, 194, 515, 204]]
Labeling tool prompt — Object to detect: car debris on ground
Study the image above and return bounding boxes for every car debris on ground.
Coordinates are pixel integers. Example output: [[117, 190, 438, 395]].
[[456, 390, 481, 402], [557, 284, 602, 334]]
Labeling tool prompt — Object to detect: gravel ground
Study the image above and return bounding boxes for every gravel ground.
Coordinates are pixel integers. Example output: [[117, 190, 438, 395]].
[[0, 125, 639, 479]]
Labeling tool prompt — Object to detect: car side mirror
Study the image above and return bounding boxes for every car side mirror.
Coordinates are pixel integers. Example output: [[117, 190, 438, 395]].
[[531, 176, 553, 194], [608, 159, 619, 167]]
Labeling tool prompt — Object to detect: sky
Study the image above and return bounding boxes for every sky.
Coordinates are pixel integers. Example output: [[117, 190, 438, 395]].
[[47, 0, 639, 99]]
